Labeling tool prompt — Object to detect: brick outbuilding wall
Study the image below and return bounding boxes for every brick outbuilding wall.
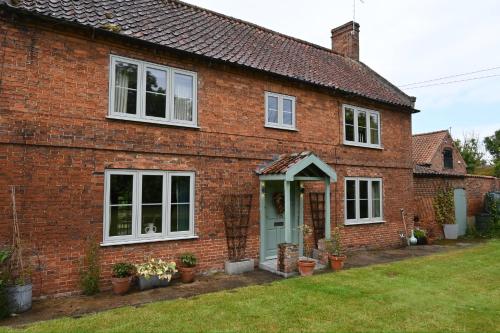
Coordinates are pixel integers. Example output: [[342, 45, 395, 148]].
[[0, 14, 415, 296]]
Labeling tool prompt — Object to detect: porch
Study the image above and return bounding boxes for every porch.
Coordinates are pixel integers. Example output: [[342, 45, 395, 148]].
[[256, 152, 337, 276]]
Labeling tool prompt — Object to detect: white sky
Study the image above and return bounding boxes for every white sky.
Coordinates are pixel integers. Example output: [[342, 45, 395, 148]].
[[183, 0, 500, 155]]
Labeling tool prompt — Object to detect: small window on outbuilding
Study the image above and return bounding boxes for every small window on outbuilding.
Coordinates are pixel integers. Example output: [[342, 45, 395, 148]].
[[443, 148, 453, 169]]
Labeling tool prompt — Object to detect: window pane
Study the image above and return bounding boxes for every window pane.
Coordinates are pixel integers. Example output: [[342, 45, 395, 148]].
[[370, 113, 379, 145], [142, 175, 163, 204], [346, 125, 355, 141], [171, 176, 191, 203], [345, 108, 354, 125], [358, 111, 367, 143], [110, 175, 133, 205], [141, 205, 162, 234], [267, 96, 278, 124], [359, 180, 368, 199], [346, 180, 356, 199], [174, 73, 193, 121], [146, 68, 167, 93], [145, 67, 167, 118], [372, 200, 381, 218], [360, 200, 369, 219], [443, 149, 453, 169], [372, 181, 381, 200], [346, 200, 356, 219], [146, 93, 166, 118], [171, 204, 190, 232], [110, 206, 133, 236], [372, 181, 381, 218], [283, 98, 293, 125], [114, 61, 138, 114]]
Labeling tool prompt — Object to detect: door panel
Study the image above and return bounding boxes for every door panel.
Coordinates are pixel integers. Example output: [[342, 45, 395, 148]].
[[454, 188, 467, 236]]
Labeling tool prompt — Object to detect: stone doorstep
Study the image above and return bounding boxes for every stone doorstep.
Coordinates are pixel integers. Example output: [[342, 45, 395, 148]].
[[259, 257, 325, 278]]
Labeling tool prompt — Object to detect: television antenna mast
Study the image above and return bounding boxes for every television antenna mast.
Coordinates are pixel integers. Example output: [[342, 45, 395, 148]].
[[353, 0, 364, 32]]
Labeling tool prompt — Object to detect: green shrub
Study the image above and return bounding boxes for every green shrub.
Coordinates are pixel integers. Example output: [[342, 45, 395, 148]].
[[112, 263, 135, 278], [414, 229, 427, 239], [180, 253, 197, 268], [0, 249, 11, 319], [79, 237, 100, 296]]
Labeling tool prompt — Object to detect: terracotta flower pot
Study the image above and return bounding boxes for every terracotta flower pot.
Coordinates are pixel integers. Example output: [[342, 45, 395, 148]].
[[179, 266, 196, 283], [297, 260, 315, 276], [330, 255, 346, 271], [111, 276, 131, 295]]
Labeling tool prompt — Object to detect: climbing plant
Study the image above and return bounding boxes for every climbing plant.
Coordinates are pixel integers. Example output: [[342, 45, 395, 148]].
[[433, 188, 455, 225]]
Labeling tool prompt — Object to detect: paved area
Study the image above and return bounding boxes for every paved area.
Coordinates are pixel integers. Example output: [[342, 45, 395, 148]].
[[1, 240, 482, 327]]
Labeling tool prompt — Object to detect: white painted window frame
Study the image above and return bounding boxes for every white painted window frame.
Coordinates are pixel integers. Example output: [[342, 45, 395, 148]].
[[265, 91, 296, 130], [344, 177, 384, 225], [103, 169, 196, 246], [109, 55, 198, 128], [343, 104, 381, 148]]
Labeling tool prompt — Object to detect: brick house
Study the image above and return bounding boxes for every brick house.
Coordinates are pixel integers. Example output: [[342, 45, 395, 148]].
[[0, 0, 419, 297], [412, 130, 499, 239]]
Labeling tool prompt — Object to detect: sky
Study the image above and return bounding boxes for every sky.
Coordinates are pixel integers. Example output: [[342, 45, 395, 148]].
[[183, 0, 500, 156]]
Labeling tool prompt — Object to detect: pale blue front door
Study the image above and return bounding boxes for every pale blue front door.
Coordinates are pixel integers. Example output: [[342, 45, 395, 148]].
[[454, 188, 467, 236], [264, 181, 299, 259]]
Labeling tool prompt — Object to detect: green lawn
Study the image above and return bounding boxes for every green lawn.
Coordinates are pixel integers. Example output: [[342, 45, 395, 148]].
[[3, 241, 500, 333]]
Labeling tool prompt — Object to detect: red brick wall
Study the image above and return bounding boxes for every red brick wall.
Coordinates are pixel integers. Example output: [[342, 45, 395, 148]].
[[413, 175, 499, 239], [0, 15, 414, 296]]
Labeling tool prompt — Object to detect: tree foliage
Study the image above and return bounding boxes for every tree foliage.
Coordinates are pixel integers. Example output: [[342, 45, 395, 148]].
[[454, 135, 484, 173], [484, 130, 500, 177]]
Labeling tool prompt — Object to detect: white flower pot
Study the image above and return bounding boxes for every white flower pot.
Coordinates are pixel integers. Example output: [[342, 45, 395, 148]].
[[443, 224, 458, 240]]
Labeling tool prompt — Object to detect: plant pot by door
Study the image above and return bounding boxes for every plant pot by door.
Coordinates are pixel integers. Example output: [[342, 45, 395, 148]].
[[297, 260, 315, 276], [7, 283, 32, 314], [443, 224, 458, 240], [111, 277, 131, 295], [179, 266, 196, 283], [330, 255, 346, 271]]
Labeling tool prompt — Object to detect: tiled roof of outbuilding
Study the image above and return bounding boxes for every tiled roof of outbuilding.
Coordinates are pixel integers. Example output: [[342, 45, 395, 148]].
[[1, 0, 416, 110], [412, 130, 450, 165], [413, 165, 465, 178]]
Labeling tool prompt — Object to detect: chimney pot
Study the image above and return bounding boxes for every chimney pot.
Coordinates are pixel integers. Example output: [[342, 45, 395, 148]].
[[331, 21, 360, 60]]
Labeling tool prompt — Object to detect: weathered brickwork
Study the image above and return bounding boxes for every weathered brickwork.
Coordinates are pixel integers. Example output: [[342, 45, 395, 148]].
[[0, 15, 415, 296]]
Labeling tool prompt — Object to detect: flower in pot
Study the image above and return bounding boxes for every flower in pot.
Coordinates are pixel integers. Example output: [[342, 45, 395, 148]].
[[414, 229, 427, 245], [434, 189, 458, 239], [111, 263, 135, 295], [178, 253, 197, 283], [327, 227, 346, 271], [297, 225, 316, 276], [135, 258, 177, 291]]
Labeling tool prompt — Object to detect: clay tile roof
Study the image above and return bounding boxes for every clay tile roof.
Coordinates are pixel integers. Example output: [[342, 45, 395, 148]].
[[258, 151, 313, 175], [413, 165, 464, 178], [412, 130, 450, 165], [1, 0, 416, 109]]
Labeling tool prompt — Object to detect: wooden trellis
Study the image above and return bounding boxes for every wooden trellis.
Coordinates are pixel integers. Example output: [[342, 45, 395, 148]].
[[309, 192, 325, 247], [222, 194, 253, 262]]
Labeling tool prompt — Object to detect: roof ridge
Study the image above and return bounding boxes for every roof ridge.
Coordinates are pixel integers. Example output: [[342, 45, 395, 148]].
[[168, 0, 344, 57], [413, 130, 449, 137]]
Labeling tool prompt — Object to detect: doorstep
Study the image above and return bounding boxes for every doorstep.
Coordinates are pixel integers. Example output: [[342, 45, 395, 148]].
[[259, 257, 325, 278]]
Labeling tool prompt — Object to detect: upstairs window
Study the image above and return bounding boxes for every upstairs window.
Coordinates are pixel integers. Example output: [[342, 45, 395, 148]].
[[109, 55, 197, 127], [265, 92, 296, 130], [103, 170, 195, 245], [345, 177, 383, 225], [443, 148, 453, 169], [343, 105, 381, 148]]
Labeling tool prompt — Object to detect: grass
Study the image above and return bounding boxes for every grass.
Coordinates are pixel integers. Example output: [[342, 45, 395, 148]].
[[3, 241, 500, 333]]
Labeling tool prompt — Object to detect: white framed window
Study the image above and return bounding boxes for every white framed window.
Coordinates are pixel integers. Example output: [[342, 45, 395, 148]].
[[103, 170, 195, 245], [345, 177, 383, 225], [265, 92, 296, 130], [343, 105, 381, 148], [109, 55, 198, 128]]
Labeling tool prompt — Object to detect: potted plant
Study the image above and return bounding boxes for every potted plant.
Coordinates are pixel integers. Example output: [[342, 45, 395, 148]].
[[434, 189, 458, 239], [327, 226, 346, 271], [414, 229, 427, 245], [178, 253, 197, 283], [111, 263, 135, 295], [135, 258, 176, 291], [297, 225, 316, 276]]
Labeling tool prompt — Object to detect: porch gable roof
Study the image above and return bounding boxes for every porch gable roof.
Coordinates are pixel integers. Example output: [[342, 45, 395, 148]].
[[257, 152, 337, 182]]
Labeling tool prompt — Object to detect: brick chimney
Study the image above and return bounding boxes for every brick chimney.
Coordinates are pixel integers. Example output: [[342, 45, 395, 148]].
[[331, 21, 360, 60]]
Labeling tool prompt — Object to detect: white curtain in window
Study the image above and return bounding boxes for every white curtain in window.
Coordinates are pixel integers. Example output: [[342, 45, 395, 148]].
[[115, 69, 129, 114], [174, 74, 193, 121]]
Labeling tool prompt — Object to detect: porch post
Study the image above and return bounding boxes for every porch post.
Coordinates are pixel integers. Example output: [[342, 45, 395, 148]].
[[324, 178, 331, 240], [259, 181, 266, 263], [284, 180, 292, 243]]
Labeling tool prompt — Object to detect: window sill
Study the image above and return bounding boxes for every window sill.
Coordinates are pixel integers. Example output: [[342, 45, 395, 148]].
[[264, 124, 298, 131], [101, 235, 199, 247], [344, 220, 385, 226], [107, 115, 200, 129], [343, 141, 383, 150]]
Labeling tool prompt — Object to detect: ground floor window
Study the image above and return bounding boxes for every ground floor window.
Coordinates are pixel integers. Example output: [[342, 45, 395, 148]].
[[345, 177, 383, 225], [103, 170, 195, 245]]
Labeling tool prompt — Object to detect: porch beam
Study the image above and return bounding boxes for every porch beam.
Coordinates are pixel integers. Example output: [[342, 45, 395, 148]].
[[284, 180, 292, 243], [325, 178, 331, 240]]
